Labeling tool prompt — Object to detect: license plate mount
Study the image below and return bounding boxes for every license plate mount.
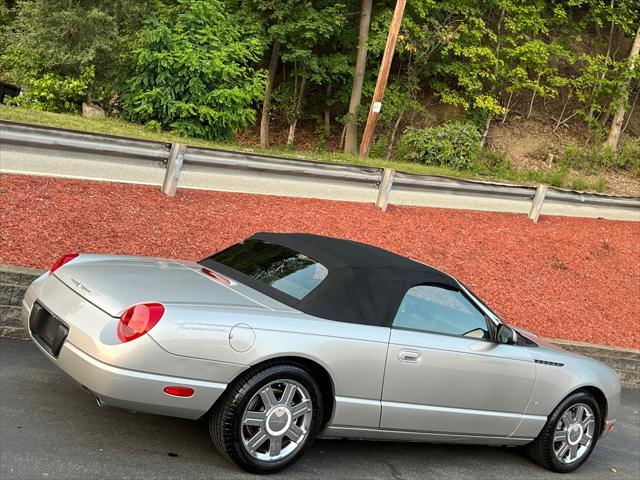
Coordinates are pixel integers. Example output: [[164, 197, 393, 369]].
[[29, 302, 69, 357]]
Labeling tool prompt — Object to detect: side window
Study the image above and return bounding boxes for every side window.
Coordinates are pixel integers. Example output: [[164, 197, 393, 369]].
[[393, 285, 490, 339]]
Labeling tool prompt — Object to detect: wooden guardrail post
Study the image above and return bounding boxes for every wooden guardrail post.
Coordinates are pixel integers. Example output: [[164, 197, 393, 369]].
[[528, 184, 548, 223], [161, 143, 185, 196], [376, 168, 395, 212]]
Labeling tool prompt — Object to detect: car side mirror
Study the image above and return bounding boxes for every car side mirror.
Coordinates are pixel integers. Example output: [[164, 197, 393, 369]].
[[497, 324, 518, 345]]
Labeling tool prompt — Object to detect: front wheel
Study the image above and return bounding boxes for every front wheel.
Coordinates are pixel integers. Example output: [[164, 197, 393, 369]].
[[210, 362, 324, 473], [526, 391, 601, 473]]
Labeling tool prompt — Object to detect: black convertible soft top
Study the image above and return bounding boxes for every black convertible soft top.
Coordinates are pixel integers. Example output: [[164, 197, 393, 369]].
[[205, 232, 460, 328]]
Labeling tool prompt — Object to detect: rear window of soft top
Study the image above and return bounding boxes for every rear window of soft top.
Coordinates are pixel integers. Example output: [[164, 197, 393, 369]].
[[200, 239, 328, 300]]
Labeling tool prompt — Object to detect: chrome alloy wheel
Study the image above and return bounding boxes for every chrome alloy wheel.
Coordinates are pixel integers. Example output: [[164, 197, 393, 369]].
[[241, 379, 313, 462], [553, 403, 596, 464]]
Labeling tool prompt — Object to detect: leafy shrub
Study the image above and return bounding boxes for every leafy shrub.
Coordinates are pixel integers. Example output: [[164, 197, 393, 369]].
[[397, 122, 481, 169], [7, 68, 94, 112], [618, 137, 640, 178], [144, 120, 162, 133], [560, 144, 601, 172], [369, 135, 390, 159], [122, 0, 267, 141], [559, 138, 640, 177], [475, 148, 512, 172], [0, 2, 10, 27], [1, 0, 147, 107]]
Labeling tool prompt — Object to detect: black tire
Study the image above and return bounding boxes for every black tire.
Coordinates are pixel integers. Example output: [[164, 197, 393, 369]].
[[210, 361, 324, 474], [526, 390, 601, 473]]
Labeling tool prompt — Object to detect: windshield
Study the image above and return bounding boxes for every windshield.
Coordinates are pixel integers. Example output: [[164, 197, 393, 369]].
[[200, 239, 328, 300]]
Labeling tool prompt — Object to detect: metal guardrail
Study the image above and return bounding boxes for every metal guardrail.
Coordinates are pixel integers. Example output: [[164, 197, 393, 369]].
[[1, 119, 639, 216], [392, 171, 538, 200], [0, 120, 170, 161], [184, 146, 381, 184]]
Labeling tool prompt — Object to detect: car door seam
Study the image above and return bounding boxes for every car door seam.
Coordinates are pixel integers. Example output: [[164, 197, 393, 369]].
[[508, 347, 539, 437], [378, 327, 393, 427]]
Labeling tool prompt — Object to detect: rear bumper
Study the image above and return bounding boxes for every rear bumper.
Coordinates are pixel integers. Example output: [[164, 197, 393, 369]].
[[53, 340, 227, 419]]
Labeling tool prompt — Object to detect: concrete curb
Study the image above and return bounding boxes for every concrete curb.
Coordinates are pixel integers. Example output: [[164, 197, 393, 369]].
[[1, 263, 637, 388]]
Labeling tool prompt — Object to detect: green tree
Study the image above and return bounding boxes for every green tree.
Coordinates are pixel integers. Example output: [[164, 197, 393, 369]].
[[1, 0, 149, 108], [236, 0, 297, 147], [605, 25, 640, 150], [271, 1, 348, 147], [431, 0, 573, 145], [0, 2, 11, 28], [122, 0, 267, 140], [552, 0, 640, 129], [240, 0, 349, 148]]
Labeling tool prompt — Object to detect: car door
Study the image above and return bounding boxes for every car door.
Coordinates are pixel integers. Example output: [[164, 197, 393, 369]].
[[380, 284, 536, 438]]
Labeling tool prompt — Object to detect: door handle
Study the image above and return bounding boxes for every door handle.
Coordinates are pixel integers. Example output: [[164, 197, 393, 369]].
[[399, 349, 421, 363]]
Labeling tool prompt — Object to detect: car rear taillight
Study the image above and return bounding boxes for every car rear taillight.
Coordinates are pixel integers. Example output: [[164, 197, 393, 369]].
[[49, 253, 79, 274], [117, 303, 165, 343]]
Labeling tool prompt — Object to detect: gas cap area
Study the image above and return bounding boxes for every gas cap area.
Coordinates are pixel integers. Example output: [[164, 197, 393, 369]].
[[229, 323, 256, 352]]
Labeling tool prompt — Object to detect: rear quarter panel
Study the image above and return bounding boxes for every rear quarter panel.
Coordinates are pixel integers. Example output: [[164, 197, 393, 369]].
[[22, 274, 246, 384], [149, 306, 391, 427]]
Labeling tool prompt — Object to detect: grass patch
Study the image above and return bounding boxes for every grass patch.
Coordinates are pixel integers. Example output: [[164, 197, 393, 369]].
[[558, 138, 640, 179], [0, 105, 233, 149], [0, 105, 620, 194]]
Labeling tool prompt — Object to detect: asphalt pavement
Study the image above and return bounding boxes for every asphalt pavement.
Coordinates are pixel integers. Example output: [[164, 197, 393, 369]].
[[1, 338, 638, 480]]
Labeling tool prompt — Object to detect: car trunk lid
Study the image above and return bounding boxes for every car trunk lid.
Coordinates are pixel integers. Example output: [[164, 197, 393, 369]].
[[54, 254, 267, 316]]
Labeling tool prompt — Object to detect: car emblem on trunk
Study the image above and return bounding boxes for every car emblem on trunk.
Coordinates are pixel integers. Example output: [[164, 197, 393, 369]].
[[70, 278, 92, 294]]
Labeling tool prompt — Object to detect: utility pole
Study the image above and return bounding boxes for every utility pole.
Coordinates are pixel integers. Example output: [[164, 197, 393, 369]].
[[358, 0, 406, 159]]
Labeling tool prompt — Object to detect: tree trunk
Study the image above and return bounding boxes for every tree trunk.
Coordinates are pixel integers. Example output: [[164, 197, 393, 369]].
[[481, 8, 505, 149], [479, 115, 492, 149], [623, 86, 639, 133], [344, 0, 373, 155], [260, 40, 280, 149], [554, 91, 572, 130], [287, 70, 307, 148], [527, 72, 542, 120], [339, 124, 347, 150], [386, 108, 404, 159], [324, 84, 332, 138], [605, 25, 640, 151], [501, 90, 513, 126], [527, 89, 537, 120]]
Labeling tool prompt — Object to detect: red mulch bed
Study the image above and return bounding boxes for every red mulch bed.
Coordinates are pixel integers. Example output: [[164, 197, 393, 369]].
[[1, 174, 639, 349]]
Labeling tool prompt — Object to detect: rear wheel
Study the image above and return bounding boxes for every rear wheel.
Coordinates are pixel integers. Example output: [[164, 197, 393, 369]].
[[210, 362, 324, 473], [526, 391, 601, 473]]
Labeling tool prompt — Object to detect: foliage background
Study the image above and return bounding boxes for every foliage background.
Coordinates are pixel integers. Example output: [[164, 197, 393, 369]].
[[1, 0, 638, 187]]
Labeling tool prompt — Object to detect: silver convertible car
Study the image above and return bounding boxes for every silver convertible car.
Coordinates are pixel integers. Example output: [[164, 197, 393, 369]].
[[22, 232, 620, 473]]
